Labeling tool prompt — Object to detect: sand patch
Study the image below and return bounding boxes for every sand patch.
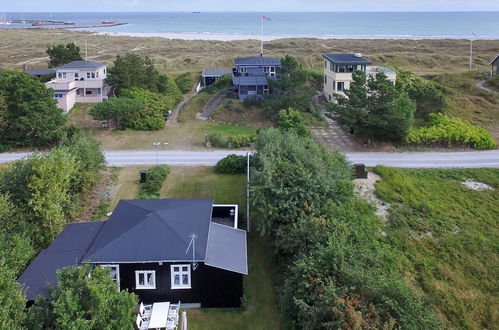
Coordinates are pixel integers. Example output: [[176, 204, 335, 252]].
[[461, 180, 494, 191], [354, 171, 390, 221]]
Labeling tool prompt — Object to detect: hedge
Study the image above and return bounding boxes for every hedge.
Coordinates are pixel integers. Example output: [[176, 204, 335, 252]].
[[138, 165, 170, 199], [208, 132, 255, 148], [406, 113, 496, 150], [214, 154, 247, 174]]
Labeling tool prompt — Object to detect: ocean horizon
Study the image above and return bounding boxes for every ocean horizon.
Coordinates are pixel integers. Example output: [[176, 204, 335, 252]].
[[2, 11, 499, 39]]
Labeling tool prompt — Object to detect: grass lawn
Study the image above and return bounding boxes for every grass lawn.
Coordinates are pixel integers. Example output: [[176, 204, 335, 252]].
[[373, 167, 499, 329], [110, 166, 282, 329]]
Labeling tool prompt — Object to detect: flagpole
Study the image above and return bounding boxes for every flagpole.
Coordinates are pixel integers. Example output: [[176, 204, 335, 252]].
[[260, 16, 264, 57]]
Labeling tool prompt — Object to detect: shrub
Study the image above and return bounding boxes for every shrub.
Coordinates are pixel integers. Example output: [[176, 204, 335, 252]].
[[215, 154, 247, 174], [278, 108, 310, 137], [175, 72, 194, 94], [138, 165, 170, 199], [208, 132, 228, 148], [230, 135, 252, 148], [396, 69, 447, 119], [224, 99, 234, 111], [406, 113, 496, 149]]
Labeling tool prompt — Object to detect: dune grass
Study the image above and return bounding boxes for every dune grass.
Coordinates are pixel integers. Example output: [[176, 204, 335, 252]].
[[425, 71, 499, 142], [373, 167, 499, 329], [2, 29, 498, 75]]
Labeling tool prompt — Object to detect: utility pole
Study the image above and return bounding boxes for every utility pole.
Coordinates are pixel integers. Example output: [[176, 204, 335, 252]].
[[469, 32, 478, 71], [246, 151, 250, 232], [260, 16, 264, 57]]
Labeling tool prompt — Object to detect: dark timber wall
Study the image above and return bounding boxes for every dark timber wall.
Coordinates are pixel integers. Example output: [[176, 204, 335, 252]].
[[117, 262, 243, 307]]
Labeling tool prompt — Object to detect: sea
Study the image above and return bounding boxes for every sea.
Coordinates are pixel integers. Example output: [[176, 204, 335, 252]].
[[1, 11, 499, 39]]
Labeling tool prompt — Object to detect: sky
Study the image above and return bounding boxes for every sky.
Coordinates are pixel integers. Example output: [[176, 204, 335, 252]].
[[3, 0, 499, 12]]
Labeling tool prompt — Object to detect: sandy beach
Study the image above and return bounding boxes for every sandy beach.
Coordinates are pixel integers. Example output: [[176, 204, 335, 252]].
[[92, 31, 499, 41]]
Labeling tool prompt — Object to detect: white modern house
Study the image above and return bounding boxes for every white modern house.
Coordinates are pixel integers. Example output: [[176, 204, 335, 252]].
[[45, 60, 110, 113], [323, 53, 396, 102]]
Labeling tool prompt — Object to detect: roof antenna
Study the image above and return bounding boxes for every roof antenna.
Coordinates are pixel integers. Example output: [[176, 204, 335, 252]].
[[186, 233, 198, 270]]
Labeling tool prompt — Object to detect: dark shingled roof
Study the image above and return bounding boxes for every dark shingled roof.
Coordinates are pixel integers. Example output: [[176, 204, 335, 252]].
[[56, 60, 107, 70], [232, 75, 269, 86], [322, 53, 372, 65], [205, 223, 248, 275], [202, 68, 233, 77], [83, 199, 213, 263], [490, 54, 499, 65], [234, 57, 281, 66], [24, 69, 56, 76], [18, 221, 105, 300]]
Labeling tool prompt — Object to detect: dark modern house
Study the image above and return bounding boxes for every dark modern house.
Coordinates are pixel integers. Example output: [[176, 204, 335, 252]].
[[232, 57, 281, 100], [18, 199, 247, 308], [201, 56, 281, 100], [491, 54, 499, 76]]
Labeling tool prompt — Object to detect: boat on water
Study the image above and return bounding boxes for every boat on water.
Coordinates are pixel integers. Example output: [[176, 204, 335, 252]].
[[0, 13, 11, 25]]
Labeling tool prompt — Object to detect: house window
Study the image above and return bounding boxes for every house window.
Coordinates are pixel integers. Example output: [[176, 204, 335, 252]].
[[53, 93, 63, 98], [74, 72, 79, 79], [101, 264, 120, 289], [170, 264, 191, 289], [87, 72, 91, 79], [57, 72, 66, 79], [324, 75, 327, 85], [347, 65, 354, 72], [86, 90, 93, 95], [337, 82, 345, 91], [324, 60, 327, 69], [76, 88, 81, 96], [91, 72, 96, 78], [329, 94, 332, 101], [240, 67, 247, 73], [104, 68, 106, 75], [337, 65, 346, 73], [96, 71, 99, 78], [135, 270, 156, 289]]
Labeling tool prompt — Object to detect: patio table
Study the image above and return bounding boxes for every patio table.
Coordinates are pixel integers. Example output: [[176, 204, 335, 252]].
[[148, 302, 170, 329]]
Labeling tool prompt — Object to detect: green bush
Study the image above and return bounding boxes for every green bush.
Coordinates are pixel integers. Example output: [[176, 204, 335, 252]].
[[215, 154, 247, 174], [230, 135, 252, 148], [175, 72, 194, 94], [138, 165, 170, 199], [406, 113, 496, 149], [208, 132, 228, 148], [396, 69, 448, 119]]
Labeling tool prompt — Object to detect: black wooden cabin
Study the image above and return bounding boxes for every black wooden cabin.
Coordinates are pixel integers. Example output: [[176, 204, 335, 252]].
[[19, 199, 247, 308]]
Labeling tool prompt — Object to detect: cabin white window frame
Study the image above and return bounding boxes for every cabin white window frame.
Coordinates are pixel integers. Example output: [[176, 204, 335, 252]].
[[135, 270, 156, 289], [101, 264, 120, 289], [57, 72, 66, 79], [170, 264, 191, 289]]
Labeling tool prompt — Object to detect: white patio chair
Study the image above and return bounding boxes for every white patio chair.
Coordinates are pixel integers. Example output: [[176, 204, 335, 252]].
[[136, 314, 149, 330], [139, 302, 152, 319], [168, 301, 180, 316], [166, 314, 179, 330]]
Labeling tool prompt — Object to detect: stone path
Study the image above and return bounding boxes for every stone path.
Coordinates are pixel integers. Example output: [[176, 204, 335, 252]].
[[310, 91, 362, 151], [476, 80, 497, 94]]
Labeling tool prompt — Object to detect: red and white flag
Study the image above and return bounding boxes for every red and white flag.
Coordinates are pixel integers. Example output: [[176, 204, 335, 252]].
[[262, 16, 272, 21]]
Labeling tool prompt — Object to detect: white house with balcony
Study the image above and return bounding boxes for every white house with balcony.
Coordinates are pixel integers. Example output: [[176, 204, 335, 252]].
[[322, 53, 396, 103], [45, 60, 110, 113]]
